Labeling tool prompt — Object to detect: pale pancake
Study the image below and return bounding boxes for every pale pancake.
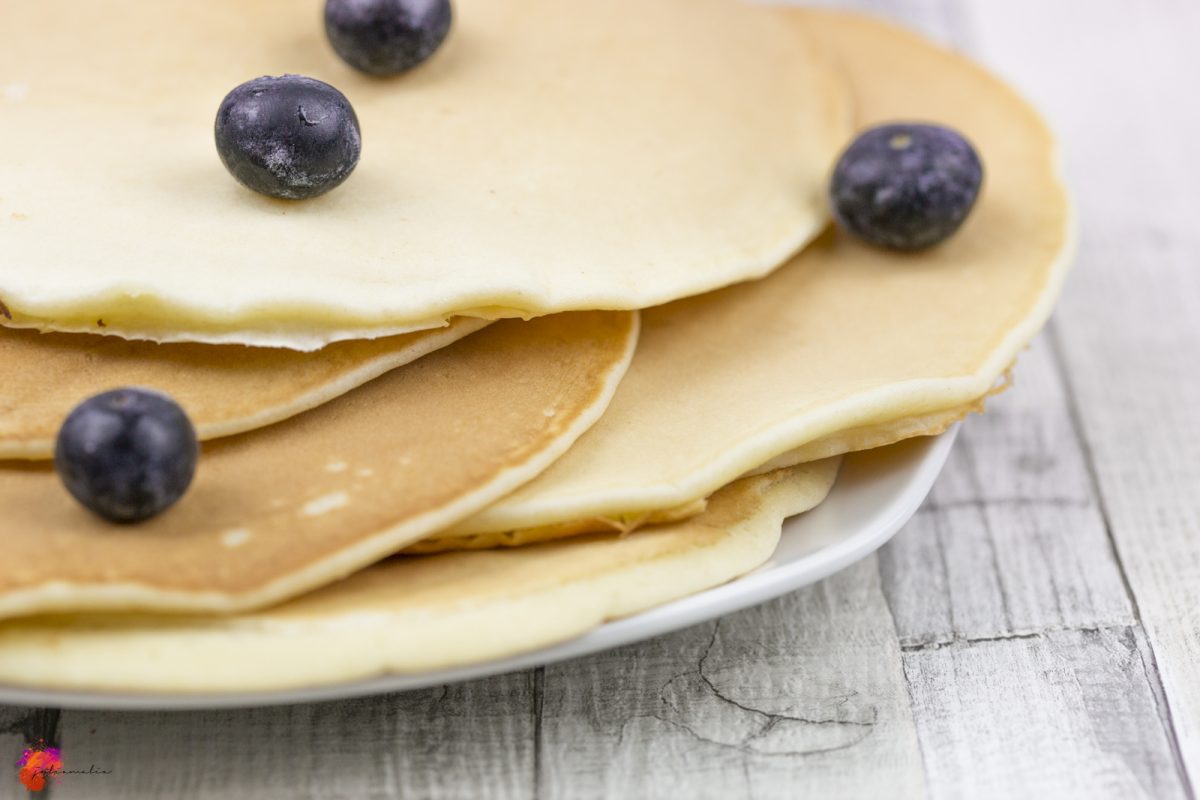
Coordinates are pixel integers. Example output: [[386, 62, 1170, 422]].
[[747, 382, 1003, 477], [449, 9, 1074, 538], [410, 397, 983, 554], [0, 0, 850, 350], [0, 461, 837, 693], [403, 496, 711, 555], [0, 312, 637, 620], [0, 318, 490, 460]]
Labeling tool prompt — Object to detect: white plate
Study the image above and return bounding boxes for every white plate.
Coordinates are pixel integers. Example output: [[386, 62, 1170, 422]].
[[0, 428, 957, 710]]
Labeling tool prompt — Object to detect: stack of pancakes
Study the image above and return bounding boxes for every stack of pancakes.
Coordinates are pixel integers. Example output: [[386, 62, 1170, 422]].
[[0, 1, 1071, 692]]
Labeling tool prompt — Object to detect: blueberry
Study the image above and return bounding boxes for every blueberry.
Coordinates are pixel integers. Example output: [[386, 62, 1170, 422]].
[[55, 389, 199, 524], [325, 0, 453, 76], [830, 123, 983, 251], [214, 75, 361, 200]]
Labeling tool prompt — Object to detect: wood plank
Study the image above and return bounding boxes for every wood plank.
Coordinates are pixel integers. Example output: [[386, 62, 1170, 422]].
[[876, 329, 1186, 796], [45, 673, 536, 800], [904, 627, 1186, 799], [879, 337, 1135, 647], [538, 559, 927, 799], [848, 0, 1192, 796], [961, 0, 1200, 789]]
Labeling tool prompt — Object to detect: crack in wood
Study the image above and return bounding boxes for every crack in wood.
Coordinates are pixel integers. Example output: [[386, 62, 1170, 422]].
[[697, 623, 876, 731], [637, 620, 882, 758], [900, 623, 1161, 653], [648, 713, 878, 760], [903, 630, 1050, 652]]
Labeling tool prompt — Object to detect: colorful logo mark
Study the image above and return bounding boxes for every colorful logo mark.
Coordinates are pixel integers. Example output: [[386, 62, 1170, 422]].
[[16, 742, 63, 792]]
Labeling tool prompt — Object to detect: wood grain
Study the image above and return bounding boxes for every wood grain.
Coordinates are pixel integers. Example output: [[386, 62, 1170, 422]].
[[45, 674, 536, 800], [904, 627, 1184, 799], [539, 559, 925, 799], [872, 326, 1187, 798], [962, 0, 1200, 790], [880, 338, 1135, 648]]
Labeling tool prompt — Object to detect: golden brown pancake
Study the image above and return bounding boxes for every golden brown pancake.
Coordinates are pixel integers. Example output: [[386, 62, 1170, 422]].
[[0, 319, 489, 460], [0, 312, 637, 620], [0, 460, 837, 693]]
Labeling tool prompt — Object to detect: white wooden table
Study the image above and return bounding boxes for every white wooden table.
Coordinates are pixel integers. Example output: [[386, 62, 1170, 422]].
[[4, 1, 1198, 797]]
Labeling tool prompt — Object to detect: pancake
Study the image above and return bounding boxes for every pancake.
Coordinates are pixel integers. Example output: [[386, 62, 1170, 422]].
[[402, 496, 710, 555], [0, 461, 838, 693], [0, 312, 637, 620], [0, 0, 850, 349], [408, 455, 840, 556], [746, 386, 999, 477], [446, 9, 1074, 538], [0, 318, 490, 460], [409, 397, 983, 554]]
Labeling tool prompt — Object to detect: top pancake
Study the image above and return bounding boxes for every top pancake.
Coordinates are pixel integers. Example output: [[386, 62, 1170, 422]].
[[0, 0, 850, 349], [449, 8, 1074, 537]]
